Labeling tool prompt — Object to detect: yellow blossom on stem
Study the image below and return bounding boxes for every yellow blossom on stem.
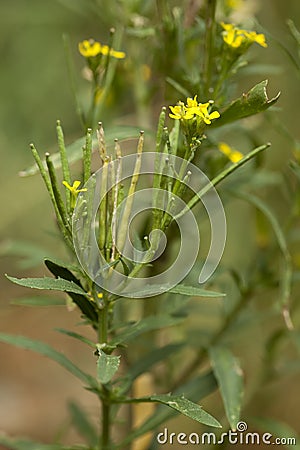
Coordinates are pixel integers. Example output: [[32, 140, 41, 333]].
[[62, 180, 87, 208], [63, 180, 87, 195], [169, 96, 220, 125], [186, 95, 198, 108], [218, 142, 243, 163], [100, 44, 126, 59], [169, 102, 194, 120], [221, 22, 267, 49], [78, 39, 102, 57], [78, 39, 126, 60]]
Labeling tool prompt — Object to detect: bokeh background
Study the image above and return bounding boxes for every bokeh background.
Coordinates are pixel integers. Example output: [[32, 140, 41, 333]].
[[0, 0, 300, 447]]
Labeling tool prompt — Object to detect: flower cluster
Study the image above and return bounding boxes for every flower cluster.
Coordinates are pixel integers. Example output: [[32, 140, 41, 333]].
[[78, 39, 126, 59], [169, 96, 220, 125], [221, 22, 267, 49]]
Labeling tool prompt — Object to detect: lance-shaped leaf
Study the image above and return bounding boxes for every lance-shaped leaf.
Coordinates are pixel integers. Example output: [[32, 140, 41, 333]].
[[45, 258, 99, 325], [68, 400, 98, 447], [11, 296, 65, 306], [231, 191, 293, 330], [118, 371, 218, 447], [209, 346, 244, 430], [6, 275, 86, 295], [0, 333, 96, 387], [213, 80, 280, 127], [149, 394, 221, 428], [110, 315, 184, 347], [97, 349, 120, 384], [120, 284, 225, 299]]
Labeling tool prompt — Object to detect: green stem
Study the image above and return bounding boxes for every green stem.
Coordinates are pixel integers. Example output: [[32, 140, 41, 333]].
[[94, 27, 125, 124], [30, 144, 73, 249], [45, 153, 69, 229], [97, 293, 111, 450], [83, 127, 93, 185], [101, 396, 110, 450], [63, 34, 85, 130], [174, 143, 271, 222], [203, 0, 217, 97], [116, 132, 144, 254], [56, 120, 71, 212]]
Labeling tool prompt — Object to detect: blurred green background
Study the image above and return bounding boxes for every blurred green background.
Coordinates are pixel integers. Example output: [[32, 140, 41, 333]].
[[0, 0, 300, 446]]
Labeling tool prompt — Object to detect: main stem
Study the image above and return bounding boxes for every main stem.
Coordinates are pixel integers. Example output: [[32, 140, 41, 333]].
[[101, 391, 110, 450], [98, 295, 111, 450], [204, 0, 217, 97]]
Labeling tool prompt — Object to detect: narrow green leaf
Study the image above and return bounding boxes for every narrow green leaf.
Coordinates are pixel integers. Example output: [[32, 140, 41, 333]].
[[110, 315, 183, 346], [63, 33, 85, 129], [11, 296, 65, 307], [68, 400, 98, 447], [232, 191, 293, 330], [55, 328, 96, 348], [0, 333, 95, 387], [117, 371, 218, 448], [126, 27, 155, 38], [170, 284, 225, 297], [287, 19, 300, 47], [121, 284, 225, 298], [97, 349, 120, 384], [209, 346, 244, 430], [6, 275, 87, 296], [44, 257, 83, 276], [44, 259, 99, 325], [289, 159, 300, 182], [150, 394, 221, 427], [175, 143, 270, 220], [166, 77, 191, 98], [214, 80, 280, 127]]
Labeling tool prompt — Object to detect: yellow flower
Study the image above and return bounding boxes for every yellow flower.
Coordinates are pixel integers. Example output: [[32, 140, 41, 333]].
[[218, 142, 243, 163], [246, 31, 267, 48], [63, 180, 87, 209], [62, 180, 87, 195], [100, 44, 126, 59], [169, 97, 220, 125], [169, 102, 194, 120], [221, 22, 267, 49], [191, 104, 220, 124], [78, 39, 126, 59], [78, 39, 102, 57], [186, 95, 199, 108]]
